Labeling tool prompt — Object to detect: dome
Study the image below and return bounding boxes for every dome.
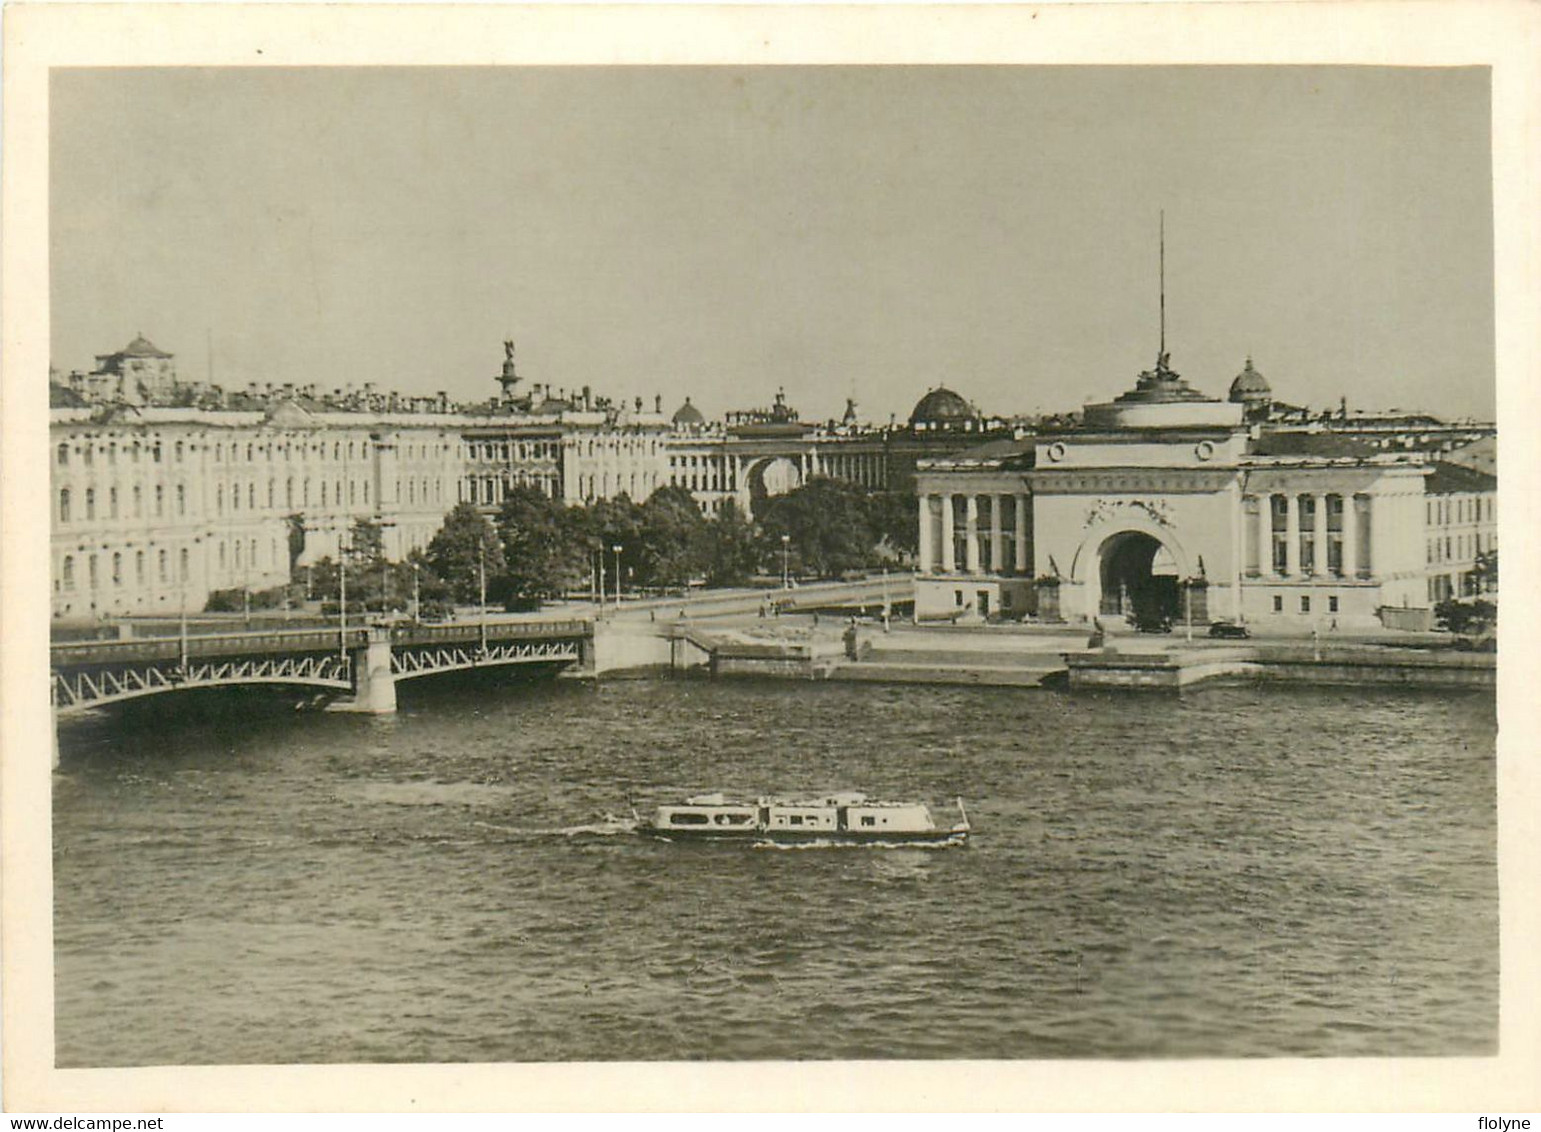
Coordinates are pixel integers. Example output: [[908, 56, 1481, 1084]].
[[1228, 357, 1271, 402], [909, 386, 977, 428], [672, 396, 705, 426], [119, 334, 172, 359]]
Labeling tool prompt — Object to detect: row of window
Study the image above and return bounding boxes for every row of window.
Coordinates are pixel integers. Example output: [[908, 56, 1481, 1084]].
[[464, 440, 562, 463], [58, 476, 448, 523], [1427, 496, 1495, 526], [1269, 594, 1342, 615], [1428, 531, 1494, 565], [56, 536, 286, 592]]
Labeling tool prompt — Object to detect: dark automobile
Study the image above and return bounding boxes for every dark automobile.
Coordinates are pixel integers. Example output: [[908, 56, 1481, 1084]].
[[1207, 621, 1251, 639], [1133, 613, 1172, 633]]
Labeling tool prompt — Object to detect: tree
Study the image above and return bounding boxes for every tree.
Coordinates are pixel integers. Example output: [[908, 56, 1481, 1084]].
[[1434, 597, 1496, 637], [864, 490, 919, 559], [425, 503, 505, 603], [703, 497, 760, 587], [636, 484, 709, 590], [1469, 548, 1498, 594], [757, 477, 880, 578], [497, 486, 590, 601]]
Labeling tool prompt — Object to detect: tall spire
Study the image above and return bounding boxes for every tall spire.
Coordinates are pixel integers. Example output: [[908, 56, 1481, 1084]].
[[1158, 209, 1166, 365]]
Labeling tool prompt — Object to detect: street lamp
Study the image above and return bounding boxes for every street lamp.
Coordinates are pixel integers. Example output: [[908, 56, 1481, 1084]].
[[781, 534, 791, 590], [612, 544, 623, 608], [477, 538, 488, 653], [338, 528, 349, 664], [412, 561, 421, 624], [597, 547, 606, 617]]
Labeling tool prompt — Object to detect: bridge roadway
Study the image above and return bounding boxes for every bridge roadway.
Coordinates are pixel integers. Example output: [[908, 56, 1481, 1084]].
[[49, 574, 914, 720], [50, 618, 593, 718]]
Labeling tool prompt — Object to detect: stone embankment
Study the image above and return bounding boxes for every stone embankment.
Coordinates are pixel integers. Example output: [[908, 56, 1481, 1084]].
[[631, 619, 1494, 693]]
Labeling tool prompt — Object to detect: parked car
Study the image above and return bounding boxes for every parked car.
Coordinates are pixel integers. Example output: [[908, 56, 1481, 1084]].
[[1207, 621, 1251, 639]]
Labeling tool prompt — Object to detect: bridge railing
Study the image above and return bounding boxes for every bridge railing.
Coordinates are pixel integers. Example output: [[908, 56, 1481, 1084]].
[[50, 627, 371, 667]]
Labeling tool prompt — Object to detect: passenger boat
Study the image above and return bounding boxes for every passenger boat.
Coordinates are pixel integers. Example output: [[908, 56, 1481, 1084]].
[[637, 791, 970, 846]]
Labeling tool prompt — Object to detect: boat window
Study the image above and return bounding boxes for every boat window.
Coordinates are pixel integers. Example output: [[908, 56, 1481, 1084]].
[[860, 816, 876, 827], [669, 812, 710, 825]]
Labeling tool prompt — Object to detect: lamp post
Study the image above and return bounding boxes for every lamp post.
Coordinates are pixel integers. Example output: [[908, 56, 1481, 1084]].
[[612, 544, 623, 608], [597, 547, 606, 617], [178, 579, 189, 675], [338, 528, 348, 664], [478, 537, 488, 654], [412, 561, 421, 624], [781, 534, 791, 590]]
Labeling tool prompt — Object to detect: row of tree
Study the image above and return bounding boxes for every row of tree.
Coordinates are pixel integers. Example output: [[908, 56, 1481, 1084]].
[[247, 478, 916, 612]]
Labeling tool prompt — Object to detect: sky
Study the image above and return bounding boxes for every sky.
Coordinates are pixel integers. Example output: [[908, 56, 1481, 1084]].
[[50, 66, 1495, 422]]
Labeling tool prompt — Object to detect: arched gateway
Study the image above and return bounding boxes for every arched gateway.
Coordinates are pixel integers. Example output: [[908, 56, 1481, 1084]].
[[1094, 530, 1181, 626]]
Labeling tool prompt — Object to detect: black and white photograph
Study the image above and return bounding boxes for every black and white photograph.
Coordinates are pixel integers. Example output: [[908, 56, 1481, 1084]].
[[3, 1, 1538, 1115]]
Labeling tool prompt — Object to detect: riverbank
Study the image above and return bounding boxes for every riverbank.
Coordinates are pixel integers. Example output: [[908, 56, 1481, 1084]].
[[646, 619, 1495, 692]]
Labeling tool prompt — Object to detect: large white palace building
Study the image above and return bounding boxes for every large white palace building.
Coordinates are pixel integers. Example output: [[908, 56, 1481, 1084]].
[[51, 335, 1495, 628], [913, 355, 1495, 629]]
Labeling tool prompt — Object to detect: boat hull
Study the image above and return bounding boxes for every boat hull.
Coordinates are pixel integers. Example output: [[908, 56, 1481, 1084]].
[[640, 826, 969, 846]]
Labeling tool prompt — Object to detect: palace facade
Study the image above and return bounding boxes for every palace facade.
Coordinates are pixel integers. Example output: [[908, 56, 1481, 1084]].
[[913, 356, 1496, 629]]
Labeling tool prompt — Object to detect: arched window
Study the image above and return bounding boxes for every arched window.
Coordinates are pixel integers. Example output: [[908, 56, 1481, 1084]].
[[303, 478, 311, 505], [234, 541, 243, 569], [215, 444, 223, 462], [158, 550, 167, 581], [177, 484, 186, 515], [268, 479, 275, 508], [249, 483, 256, 510], [135, 550, 144, 584], [180, 548, 189, 581], [85, 488, 96, 520], [320, 482, 328, 507], [133, 485, 143, 518], [334, 442, 342, 461], [88, 554, 99, 589], [155, 485, 164, 516], [59, 488, 71, 523], [286, 478, 294, 507], [110, 487, 119, 518], [175, 440, 184, 462], [219, 542, 227, 570], [62, 556, 74, 590], [152, 442, 162, 463], [217, 485, 225, 514], [112, 552, 122, 585], [57, 443, 68, 466]]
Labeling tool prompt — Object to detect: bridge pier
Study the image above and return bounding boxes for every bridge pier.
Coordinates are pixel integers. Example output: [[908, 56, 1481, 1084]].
[[330, 627, 397, 714]]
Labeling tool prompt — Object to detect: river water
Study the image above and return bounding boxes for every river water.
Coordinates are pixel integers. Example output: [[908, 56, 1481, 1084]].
[[53, 674, 1497, 1065]]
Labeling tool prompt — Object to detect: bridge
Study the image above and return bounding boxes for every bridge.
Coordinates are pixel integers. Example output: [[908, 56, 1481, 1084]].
[[50, 618, 592, 718]]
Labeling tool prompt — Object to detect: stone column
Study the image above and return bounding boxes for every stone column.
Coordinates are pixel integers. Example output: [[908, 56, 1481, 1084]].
[[989, 495, 1004, 574], [1015, 494, 1030, 574], [1284, 493, 1300, 576], [1312, 492, 1330, 577], [941, 495, 956, 573], [917, 495, 934, 574], [1342, 493, 1359, 580], [1257, 495, 1273, 576], [964, 495, 981, 574]]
